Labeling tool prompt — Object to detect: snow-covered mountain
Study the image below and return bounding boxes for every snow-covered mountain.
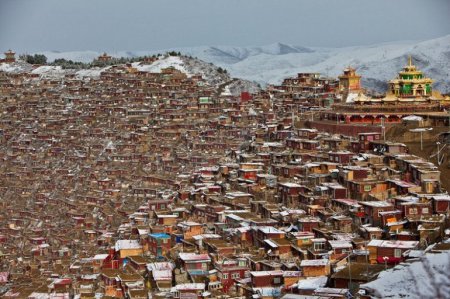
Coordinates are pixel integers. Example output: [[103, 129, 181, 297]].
[[3, 35, 450, 93], [171, 36, 450, 93]]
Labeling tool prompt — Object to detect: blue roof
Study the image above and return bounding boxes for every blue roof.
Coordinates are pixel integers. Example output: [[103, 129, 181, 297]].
[[149, 233, 170, 239]]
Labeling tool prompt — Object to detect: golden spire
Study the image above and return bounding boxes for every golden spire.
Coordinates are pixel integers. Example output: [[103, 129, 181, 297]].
[[408, 55, 412, 67]]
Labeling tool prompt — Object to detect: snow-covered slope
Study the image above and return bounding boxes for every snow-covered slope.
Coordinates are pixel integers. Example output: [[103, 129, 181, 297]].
[[36, 35, 450, 93], [361, 251, 450, 298], [132, 55, 258, 90], [0, 55, 260, 95]]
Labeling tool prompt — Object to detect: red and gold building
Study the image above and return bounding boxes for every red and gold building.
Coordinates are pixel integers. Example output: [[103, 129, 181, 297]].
[[321, 57, 449, 125], [1, 50, 16, 63]]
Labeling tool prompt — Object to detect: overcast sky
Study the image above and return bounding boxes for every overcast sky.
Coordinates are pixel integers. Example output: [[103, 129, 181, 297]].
[[1, 0, 449, 53]]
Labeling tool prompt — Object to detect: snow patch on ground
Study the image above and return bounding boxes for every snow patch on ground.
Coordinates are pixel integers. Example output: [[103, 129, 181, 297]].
[[361, 251, 450, 298], [0, 62, 32, 73], [132, 56, 190, 75], [75, 67, 109, 79], [31, 65, 65, 77]]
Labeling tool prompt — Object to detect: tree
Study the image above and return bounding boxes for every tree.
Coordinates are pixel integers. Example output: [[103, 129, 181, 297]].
[[25, 54, 47, 65], [217, 67, 228, 74]]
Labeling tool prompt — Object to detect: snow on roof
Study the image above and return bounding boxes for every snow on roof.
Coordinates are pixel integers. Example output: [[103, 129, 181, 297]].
[[178, 253, 211, 262], [257, 226, 285, 234], [177, 221, 202, 227], [114, 239, 141, 251], [147, 262, 175, 272], [279, 182, 302, 188], [345, 93, 359, 103], [362, 226, 383, 232], [359, 201, 393, 208], [402, 115, 423, 121], [361, 251, 450, 298], [433, 194, 450, 201], [264, 239, 279, 248], [226, 213, 244, 221], [152, 270, 172, 280], [283, 271, 302, 277], [27, 293, 70, 299], [137, 228, 149, 236], [192, 234, 221, 240], [332, 198, 361, 207], [294, 276, 328, 290], [171, 283, 205, 291], [92, 254, 109, 260], [250, 270, 284, 277], [328, 240, 353, 249], [387, 179, 418, 188], [300, 259, 329, 267], [367, 240, 419, 249]]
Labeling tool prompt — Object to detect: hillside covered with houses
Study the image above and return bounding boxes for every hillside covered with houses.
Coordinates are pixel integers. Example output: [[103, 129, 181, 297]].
[[0, 51, 449, 299]]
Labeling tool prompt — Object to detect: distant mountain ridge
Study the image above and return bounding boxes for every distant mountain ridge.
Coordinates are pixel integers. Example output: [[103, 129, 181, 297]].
[[6, 35, 450, 93]]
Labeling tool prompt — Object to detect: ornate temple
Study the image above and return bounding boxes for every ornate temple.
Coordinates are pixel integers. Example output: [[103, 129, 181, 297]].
[[322, 57, 449, 124], [388, 56, 433, 98]]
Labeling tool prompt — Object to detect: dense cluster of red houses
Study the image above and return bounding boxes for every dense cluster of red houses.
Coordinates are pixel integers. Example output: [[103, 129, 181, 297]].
[[0, 54, 449, 299]]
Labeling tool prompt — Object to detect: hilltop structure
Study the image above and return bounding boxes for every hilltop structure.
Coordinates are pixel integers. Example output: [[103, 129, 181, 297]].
[[338, 67, 362, 102], [97, 52, 112, 62], [322, 57, 449, 125], [0, 50, 16, 64]]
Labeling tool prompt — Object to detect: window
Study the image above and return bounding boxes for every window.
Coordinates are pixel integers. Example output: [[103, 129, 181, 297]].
[[232, 272, 240, 279], [314, 242, 325, 251], [163, 239, 168, 244], [409, 208, 418, 215], [273, 277, 281, 284], [222, 273, 228, 280], [364, 185, 372, 192], [394, 249, 402, 258], [422, 207, 429, 214]]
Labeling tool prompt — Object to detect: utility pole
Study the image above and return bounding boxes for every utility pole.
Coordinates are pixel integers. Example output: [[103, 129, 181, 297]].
[[348, 257, 352, 289], [292, 108, 295, 129], [420, 130, 423, 151], [348, 253, 353, 293], [437, 142, 441, 165], [409, 128, 432, 152]]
